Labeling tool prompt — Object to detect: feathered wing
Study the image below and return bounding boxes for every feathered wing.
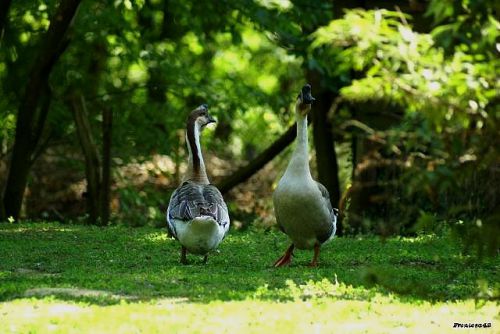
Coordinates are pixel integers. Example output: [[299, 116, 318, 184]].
[[272, 190, 286, 234], [202, 185, 230, 233], [167, 181, 230, 239], [315, 181, 338, 243]]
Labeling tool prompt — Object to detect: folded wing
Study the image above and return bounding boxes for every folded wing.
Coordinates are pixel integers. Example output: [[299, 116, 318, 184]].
[[167, 181, 230, 238], [315, 181, 338, 243]]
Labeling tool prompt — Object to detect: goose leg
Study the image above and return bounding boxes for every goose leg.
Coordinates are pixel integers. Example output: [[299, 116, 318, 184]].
[[274, 244, 294, 267], [309, 244, 320, 267], [180, 246, 188, 264]]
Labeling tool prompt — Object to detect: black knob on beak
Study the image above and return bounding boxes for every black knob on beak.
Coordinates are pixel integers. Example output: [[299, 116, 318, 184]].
[[301, 84, 315, 104], [207, 114, 216, 124]]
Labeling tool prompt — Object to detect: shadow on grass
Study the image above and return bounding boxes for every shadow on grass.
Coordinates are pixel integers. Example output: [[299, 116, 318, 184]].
[[0, 222, 497, 306]]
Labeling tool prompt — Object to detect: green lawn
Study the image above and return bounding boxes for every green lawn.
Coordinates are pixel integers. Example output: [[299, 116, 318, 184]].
[[0, 222, 498, 333]]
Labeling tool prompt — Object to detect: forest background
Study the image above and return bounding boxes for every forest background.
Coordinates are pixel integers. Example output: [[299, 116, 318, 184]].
[[0, 0, 498, 255]]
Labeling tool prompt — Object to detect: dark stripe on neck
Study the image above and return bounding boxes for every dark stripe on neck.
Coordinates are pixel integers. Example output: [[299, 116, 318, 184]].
[[186, 117, 200, 174]]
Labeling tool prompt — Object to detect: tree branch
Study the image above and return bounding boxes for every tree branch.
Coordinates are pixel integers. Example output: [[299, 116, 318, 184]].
[[217, 123, 298, 194]]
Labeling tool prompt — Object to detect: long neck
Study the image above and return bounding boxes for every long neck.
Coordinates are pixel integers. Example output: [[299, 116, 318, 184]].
[[285, 109, 312, 178], [185, 121, 209, 184]]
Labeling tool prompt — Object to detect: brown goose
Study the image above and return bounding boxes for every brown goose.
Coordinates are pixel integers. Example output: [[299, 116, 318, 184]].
[[166, 104, 230, 264], [272, 84, 338, 267]]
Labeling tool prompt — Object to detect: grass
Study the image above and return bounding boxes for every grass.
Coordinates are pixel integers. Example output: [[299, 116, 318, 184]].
[[0, 222, 498, 333]]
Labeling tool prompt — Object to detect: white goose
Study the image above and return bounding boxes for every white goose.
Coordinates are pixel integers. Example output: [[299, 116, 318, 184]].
[[167, 104, 230, 264], [273, 84, 338, 267]]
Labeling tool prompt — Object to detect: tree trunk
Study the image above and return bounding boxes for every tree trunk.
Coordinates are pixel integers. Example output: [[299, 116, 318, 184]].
[[0, 194, 5, 220], [307, 72, 342, 235], [71, 95, 102, 225], [83, 38, 108, 224], [347, 102, 403, 233], [348, 134, 379, 233], [101, 107, 112, 225], [0, 0, 12, 39], [312, 90, 341, 202], [2, 0, 81, 220]]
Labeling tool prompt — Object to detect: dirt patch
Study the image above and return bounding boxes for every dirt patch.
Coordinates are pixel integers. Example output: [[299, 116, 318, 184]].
[[24, 288, 138, 300]]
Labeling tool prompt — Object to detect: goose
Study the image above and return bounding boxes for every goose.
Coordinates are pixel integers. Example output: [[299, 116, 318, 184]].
[[272, 84, 338, 267], [166, 104, 230, 264]]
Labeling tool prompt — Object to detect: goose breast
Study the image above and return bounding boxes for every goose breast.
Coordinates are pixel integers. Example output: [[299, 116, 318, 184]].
[[273, 179, 336, 249]]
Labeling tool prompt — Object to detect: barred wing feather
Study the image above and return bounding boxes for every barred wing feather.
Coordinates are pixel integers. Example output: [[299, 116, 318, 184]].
[[167, 181, 230, 238], [315, 181, 338, 243]]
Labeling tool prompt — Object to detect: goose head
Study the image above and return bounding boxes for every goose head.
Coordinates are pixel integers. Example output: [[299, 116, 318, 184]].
[[296, 84, 315, 116], [188, 104, 216, 130]]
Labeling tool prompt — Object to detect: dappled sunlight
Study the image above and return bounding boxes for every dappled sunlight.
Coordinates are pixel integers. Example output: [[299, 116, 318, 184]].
[[256, 0, 293, 11], [0, 224, 80, 234], [390, 235, 440, 243], [47, 303, 86, 316], [1, 223, 497, 308], [1, 224, 497, 332], [139, 231, 169, 244], [0, 292, 496, 333], [249, 277, 380, 302], [3, 301, 87, 320]]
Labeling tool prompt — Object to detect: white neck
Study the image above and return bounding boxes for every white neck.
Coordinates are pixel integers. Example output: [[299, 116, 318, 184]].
[[185, 122, 209, 184], [284, 107, 312, 180]]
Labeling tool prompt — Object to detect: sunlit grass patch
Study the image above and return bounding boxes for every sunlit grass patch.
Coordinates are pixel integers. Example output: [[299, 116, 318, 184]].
[[0, 295, 497, 333], [139, 231, 169, 243]]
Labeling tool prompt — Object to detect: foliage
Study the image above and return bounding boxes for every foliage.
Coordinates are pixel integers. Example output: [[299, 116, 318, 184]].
[[311, 6, 499, 252], [0, 222, 498, 332], [0, 0, 497, 248], [426, 0, 499, 54], [0, 0, 305, 221]]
